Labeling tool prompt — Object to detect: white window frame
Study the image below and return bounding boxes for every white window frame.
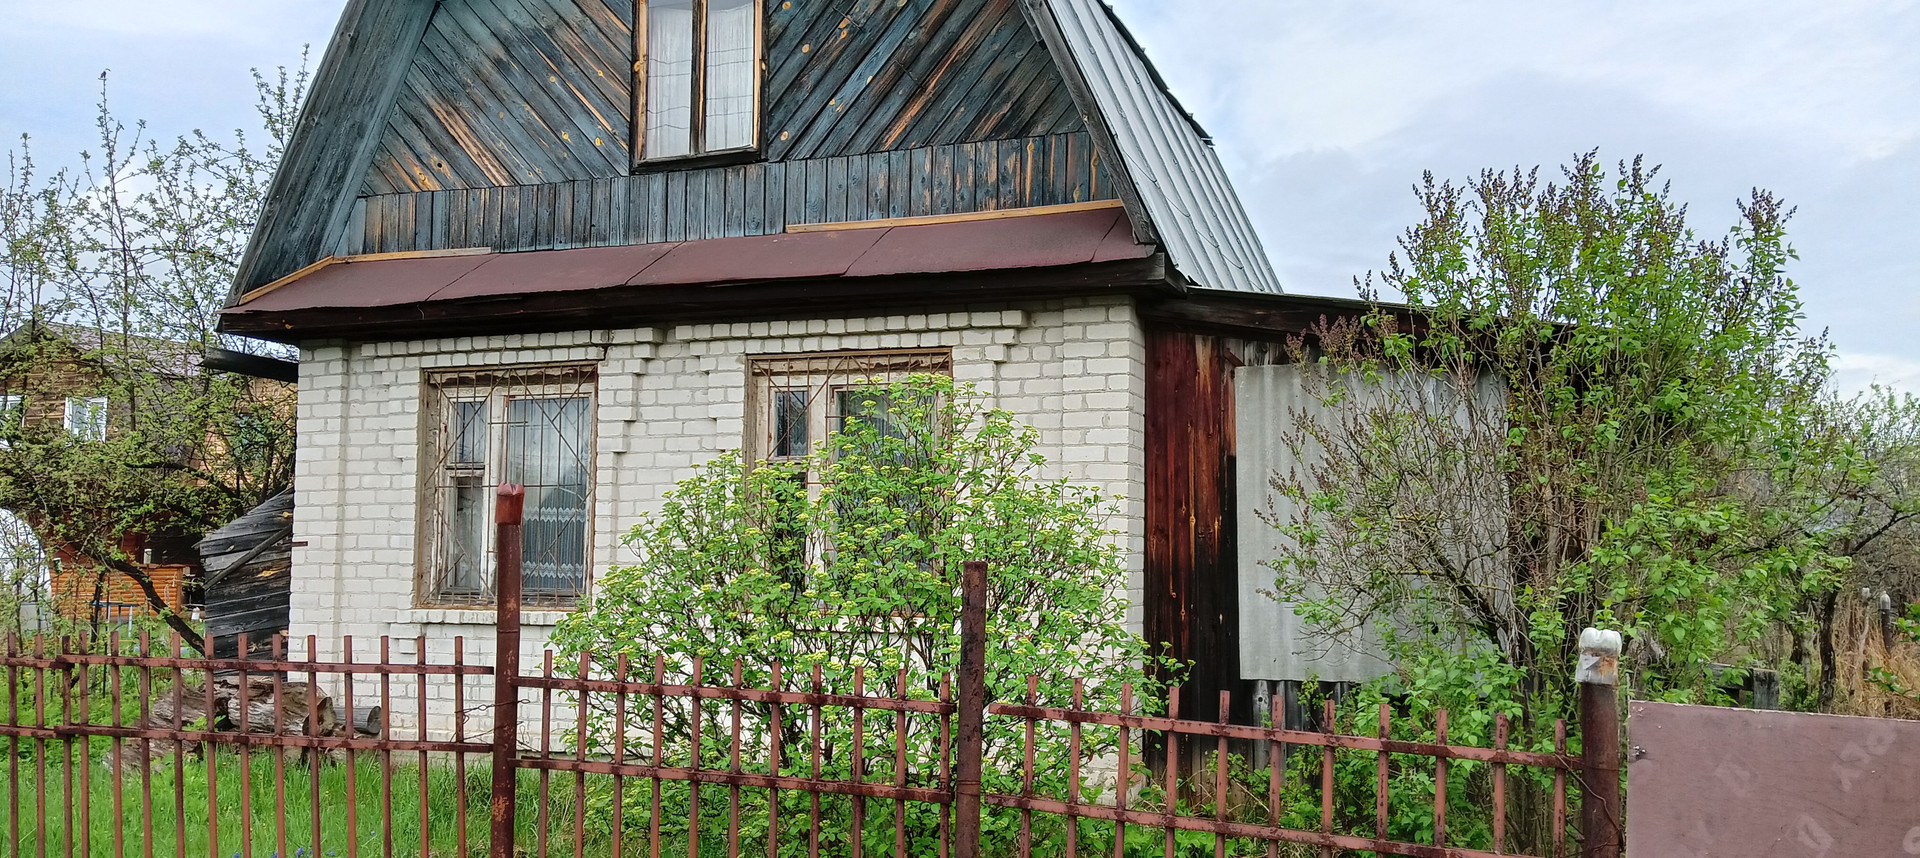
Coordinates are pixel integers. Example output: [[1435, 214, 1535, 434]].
[[63, 396, 107, 441], [419, 365, 597, 609], [0, 395, 22, 448]]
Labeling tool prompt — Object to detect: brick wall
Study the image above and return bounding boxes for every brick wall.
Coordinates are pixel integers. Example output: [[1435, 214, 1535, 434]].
[[290, 296, 1145, 733]]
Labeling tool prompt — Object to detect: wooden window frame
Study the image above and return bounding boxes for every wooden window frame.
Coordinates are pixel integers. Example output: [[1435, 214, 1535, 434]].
[[745, 349, 953, 479], [417, 364, 598, 610], [633, 0, 767, 168]]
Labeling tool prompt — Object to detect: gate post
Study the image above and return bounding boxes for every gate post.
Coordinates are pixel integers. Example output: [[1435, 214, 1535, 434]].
[[954, 561, 988, 858], [490, 484, 526, 858], [1576, 628, 1622, 858]]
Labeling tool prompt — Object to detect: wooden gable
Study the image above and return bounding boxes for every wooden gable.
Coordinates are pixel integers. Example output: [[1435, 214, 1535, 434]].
[[230, 0, 1279, 309], [367, 0, 1082, 193]]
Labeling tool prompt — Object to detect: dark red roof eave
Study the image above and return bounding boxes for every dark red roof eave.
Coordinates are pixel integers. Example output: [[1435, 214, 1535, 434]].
[[221, 207, 1170, 341]]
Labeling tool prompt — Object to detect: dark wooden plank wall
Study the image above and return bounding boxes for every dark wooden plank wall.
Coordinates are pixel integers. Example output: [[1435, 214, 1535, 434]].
[[198, 490, 295, 660], [1145, 329, 1249, 762], [363, 0, 1080, 194], [351, 131, 1115, 254], [234, 0, 439, 295]]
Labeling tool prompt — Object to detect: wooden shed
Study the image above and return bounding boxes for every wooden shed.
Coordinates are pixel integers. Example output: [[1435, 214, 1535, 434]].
[[195, 489, 294, 658]]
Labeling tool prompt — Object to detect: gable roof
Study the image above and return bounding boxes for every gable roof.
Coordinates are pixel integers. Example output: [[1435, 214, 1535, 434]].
[[0, 321, 205, 378], [229, 0, 1279, 316]]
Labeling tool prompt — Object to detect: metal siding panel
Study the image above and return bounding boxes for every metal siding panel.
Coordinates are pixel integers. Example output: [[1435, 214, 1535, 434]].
[[1232, 363, 1393, 683]]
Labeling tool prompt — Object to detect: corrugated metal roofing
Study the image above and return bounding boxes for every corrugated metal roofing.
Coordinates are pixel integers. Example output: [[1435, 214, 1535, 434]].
[[1026, 0, 1282, 294]]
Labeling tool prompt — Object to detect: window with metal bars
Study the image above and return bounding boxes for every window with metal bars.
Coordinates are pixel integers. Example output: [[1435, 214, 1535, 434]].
[[421, 365, 596, 608], [746, 350, 953, 477]]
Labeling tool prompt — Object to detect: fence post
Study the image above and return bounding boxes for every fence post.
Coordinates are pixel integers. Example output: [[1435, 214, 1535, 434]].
[[1577, 628, 1622, 858], [490, 484, 526, 858], [954, 560, 988, 858]]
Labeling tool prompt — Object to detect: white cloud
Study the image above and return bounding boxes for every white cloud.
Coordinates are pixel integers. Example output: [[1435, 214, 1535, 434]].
[[1115, 0, 1920, 165], [1830, 353, 1920, 397], [6, 0, 326, 41]]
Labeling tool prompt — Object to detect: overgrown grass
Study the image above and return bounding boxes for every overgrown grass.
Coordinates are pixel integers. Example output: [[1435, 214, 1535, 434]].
[[0, 745, 590, 858]]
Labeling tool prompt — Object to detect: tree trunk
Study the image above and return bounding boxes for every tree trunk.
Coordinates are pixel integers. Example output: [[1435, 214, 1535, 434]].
[[101, 554, 207, 654], [1816, 589, 1839, 710]]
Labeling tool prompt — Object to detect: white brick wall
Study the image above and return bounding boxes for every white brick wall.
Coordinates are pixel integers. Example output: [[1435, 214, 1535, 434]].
[[289, 296, 1145, 732]]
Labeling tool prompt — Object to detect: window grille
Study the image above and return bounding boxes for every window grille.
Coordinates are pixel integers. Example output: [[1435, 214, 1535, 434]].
[[421, 365, 596, 608], [746, 350, 952, 481]]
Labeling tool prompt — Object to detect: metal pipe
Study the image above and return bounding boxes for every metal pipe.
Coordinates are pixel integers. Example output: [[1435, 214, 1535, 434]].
[[490, 484, 525, 858]]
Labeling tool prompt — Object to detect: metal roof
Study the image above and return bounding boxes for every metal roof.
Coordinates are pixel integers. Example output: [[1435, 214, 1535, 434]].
[[1023, 0, 1282, 294], [223, 207, 1153, 329]]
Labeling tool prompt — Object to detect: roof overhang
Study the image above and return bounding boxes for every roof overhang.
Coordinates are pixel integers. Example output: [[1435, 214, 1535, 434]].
[[220, 206, 1174, 343]]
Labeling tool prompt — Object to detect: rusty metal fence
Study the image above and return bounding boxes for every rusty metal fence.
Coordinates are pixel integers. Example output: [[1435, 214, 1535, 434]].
[[0, 489, 1621, 858]]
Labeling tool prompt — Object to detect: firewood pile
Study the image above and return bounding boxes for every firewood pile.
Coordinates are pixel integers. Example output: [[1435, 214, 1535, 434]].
[[142, 674, 381, 761]]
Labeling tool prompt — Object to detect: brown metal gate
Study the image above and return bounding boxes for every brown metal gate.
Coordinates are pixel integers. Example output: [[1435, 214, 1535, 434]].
[[1625, 701, 1920, 856]]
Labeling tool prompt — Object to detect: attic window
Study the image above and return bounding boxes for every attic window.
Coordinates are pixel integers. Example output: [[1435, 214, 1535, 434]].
[[638, 0, 762, 162]]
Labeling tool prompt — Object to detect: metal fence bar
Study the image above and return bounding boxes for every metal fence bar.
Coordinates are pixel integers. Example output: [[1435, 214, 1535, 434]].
[[490, 483, 525, 858], [952, 560, 986, 858], [1578, 629, 1622, 858], [0, 563, 1604, 858]]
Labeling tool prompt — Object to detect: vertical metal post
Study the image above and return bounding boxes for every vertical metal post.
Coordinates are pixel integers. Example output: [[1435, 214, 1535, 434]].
[[953, 561, 988, 858], [1576, 628, 1622, 858], [490, 484, 526, 858]]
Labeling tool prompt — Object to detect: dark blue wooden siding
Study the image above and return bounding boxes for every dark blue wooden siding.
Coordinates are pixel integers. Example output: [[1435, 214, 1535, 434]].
[[350, 131, 1114, 254]]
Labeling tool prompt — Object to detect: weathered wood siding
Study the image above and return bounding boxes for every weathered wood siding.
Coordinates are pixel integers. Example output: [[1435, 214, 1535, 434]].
[[198, 489, 295, 660], [364, 0, 1081, 195], [1145, 330, 1249, 745], [234, 0, 439, 295], [350, 131, 1114, 254]]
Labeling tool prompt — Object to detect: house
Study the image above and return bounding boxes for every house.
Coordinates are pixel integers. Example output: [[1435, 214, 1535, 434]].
[[221, 0, 1392, 732], [0, 322, 206, 622], [0, 321, 299, 630]]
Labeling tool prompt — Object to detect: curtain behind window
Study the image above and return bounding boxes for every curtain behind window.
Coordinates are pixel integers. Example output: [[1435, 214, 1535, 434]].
[[507, 397, 591, 601], [704, 0, 756, 151], [645, 0, 696, 159]]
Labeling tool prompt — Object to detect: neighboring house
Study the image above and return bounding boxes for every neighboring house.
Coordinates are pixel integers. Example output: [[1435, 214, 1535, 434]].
[[0, 322, 205, 621], [221, 0, 1389, 730]]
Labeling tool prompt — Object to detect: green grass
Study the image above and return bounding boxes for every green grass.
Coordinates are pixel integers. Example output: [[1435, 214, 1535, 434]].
[[0, 742, 576, 858]]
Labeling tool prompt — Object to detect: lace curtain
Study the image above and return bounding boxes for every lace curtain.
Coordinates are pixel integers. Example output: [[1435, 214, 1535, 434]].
[[704, 0, 756, 151], [644, 0, 695, 159]]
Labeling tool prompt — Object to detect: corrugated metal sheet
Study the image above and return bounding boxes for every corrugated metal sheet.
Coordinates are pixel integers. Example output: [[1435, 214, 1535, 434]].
[[1233, 364, 1390, 682], [1028, 0, 1282, 295]]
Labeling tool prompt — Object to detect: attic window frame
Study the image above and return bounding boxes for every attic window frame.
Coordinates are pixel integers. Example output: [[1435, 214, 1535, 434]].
[[634, 0, 766, 167]]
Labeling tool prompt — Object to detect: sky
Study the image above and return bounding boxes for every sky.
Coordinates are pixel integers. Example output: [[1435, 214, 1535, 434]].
[[2, 0, 1916, 393]]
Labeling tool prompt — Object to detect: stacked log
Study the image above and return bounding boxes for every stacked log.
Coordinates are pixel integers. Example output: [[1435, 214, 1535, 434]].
[[143, 674, 377, 762]]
